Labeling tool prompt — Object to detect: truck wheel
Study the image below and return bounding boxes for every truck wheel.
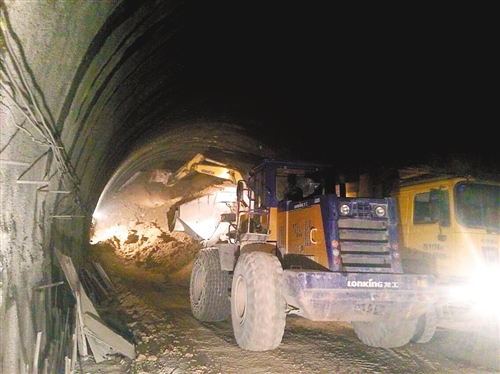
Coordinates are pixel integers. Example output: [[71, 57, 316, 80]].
[[231, 251, 286, 351], [352, 318, 418, 348], [411, 306, 437, 343], [190, 247, 231, 322]]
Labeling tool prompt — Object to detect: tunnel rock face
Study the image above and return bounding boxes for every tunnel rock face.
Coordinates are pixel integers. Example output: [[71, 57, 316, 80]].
[[1, 1, 287, 371]]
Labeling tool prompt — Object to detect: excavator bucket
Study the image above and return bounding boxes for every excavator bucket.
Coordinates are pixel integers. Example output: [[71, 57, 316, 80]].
[[167, 185, 237, 246], [164, 153, 245, 245]]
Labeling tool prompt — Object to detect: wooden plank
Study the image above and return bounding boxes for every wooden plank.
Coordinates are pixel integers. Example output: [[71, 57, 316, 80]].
[[93, 262, 115, 290], [42, 358, 48, 374], [33, 281, 64, 290], [56, 250, 99, 316], [65, 356, 70, 374], [32, 331, 42, 374], [83, 312, 136, 359], [56, 250, 133, 362], [72, 277, 111, 362], [16, 180, 48, 184], [74, 291, 88, 357], [71, 332, 77, 373], [33, 288, 45, 355], [50, 215, 85, 219], [0, 160, 30, 166], [82, 268, 109, 300], [37, 186, 71, 193], [85, 335, 112, 363]]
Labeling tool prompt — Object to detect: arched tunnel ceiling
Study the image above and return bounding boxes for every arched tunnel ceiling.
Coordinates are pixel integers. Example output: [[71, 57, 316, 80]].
[[60, 0, 312, 206], [3, 0, 499, 214], [75, 0, 500, 212]]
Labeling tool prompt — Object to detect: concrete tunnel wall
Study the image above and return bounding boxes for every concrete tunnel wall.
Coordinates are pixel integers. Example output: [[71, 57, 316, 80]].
[[1, 1, 283, 371], [1, 2, 126, 371]]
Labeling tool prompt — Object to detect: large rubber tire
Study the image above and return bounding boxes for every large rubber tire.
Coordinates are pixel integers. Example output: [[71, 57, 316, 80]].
[[190, 247, 231, 322], [352, 318, 418, 348], [411, 306, 437, 343], [231, 251, 286, 351]]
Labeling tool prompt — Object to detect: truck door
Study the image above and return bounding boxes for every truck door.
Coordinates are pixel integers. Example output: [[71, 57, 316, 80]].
[[405, 187, 452, 275]]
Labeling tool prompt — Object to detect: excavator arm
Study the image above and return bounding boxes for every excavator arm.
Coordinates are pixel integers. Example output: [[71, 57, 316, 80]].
[[166, 154, 244, 244], [167, 153, 244, 186]]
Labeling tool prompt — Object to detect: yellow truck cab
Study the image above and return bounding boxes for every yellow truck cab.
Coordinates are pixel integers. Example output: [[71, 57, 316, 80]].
[[393, 175, 500, 317]]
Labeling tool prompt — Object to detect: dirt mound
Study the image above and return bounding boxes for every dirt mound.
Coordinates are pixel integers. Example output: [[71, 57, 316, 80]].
[[91, 221, 203, 287], [89, 167, 232, 290]]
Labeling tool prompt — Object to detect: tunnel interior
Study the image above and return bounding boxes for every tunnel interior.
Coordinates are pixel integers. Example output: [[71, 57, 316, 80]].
[[1, 1, 499, 372]]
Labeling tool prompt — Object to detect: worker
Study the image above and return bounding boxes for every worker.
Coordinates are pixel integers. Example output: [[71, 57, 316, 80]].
[[283, 174, 303, 201]]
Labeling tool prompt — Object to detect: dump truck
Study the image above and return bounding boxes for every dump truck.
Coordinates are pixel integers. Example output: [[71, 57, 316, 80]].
[[167, 156, 437, 351], [391, 170, 500, 328]]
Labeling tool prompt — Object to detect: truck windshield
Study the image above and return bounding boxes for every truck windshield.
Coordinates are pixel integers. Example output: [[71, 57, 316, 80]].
[[455, 182, 500, 231]]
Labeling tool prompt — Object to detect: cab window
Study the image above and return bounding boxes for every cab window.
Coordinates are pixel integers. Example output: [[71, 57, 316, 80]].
[[413, 190, 450, 225]]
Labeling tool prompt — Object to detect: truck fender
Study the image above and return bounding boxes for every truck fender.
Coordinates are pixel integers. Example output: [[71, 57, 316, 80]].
[[240, 242, 277, 255]]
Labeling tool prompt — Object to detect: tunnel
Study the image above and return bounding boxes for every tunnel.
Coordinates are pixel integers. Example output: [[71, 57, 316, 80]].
[[1, 1, 499, 372]]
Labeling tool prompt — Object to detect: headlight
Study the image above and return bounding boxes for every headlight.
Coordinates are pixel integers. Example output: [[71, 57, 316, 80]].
[[448, 270, 500, 317], [339, 204, 350, 216], [374, 205, 386, 217]]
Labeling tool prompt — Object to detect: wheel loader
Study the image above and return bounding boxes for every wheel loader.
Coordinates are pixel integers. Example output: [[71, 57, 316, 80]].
[[167, 155, 437, 351]]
